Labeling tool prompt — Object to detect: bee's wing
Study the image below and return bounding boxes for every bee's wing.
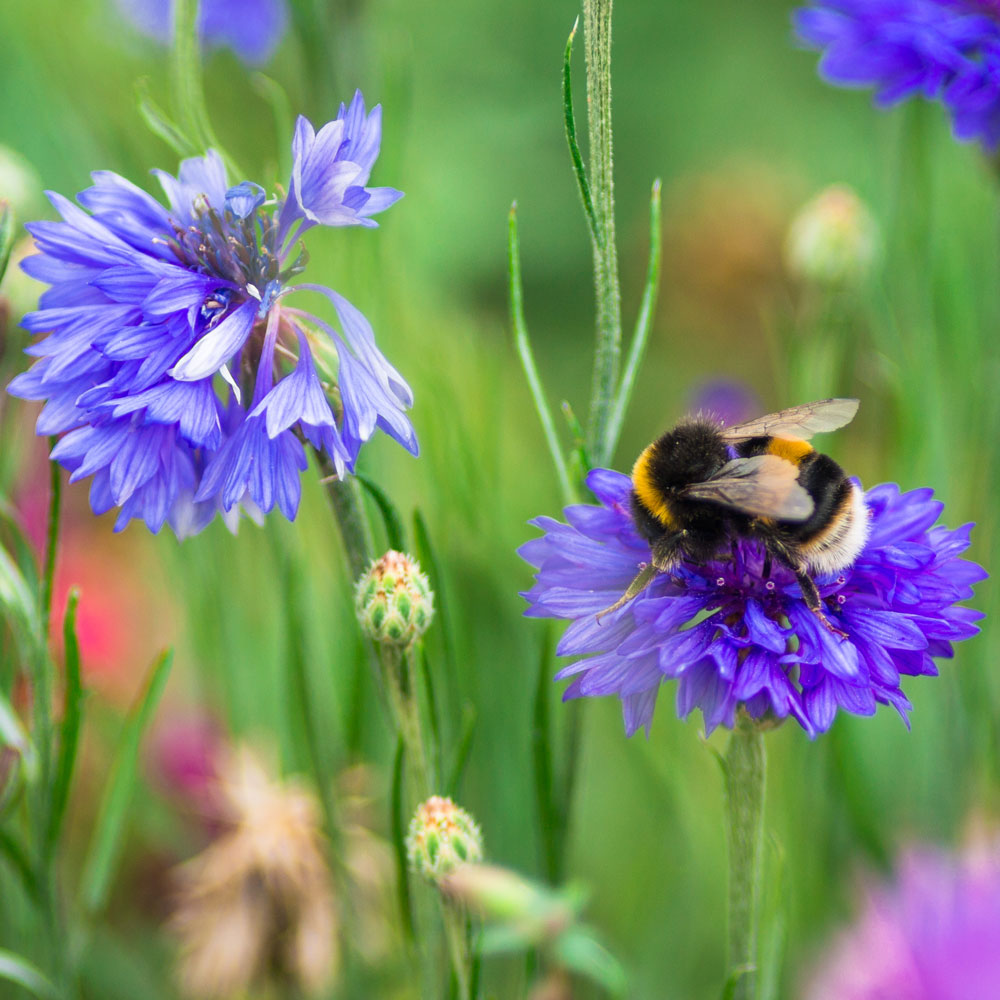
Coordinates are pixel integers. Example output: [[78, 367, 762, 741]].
[[682, 455, 815, 521], [719, 398, 859, 442]]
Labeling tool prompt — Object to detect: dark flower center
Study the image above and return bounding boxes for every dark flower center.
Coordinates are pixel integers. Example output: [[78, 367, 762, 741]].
[[162, 195, 308, 306]]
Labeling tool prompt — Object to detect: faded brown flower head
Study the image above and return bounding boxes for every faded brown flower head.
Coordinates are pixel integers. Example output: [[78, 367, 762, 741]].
[[170, 745, 338, 998]]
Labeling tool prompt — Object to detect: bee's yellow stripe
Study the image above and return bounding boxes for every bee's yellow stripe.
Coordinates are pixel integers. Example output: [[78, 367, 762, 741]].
[[767, 436, 813, 465], [632, 445, 676, 529]]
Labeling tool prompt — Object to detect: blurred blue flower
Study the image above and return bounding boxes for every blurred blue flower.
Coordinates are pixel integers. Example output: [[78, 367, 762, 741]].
[[520, 470, 985, 737], [116, 0, 288, 65], [795, 1, 1000, 151], [805, 835, 1000, 1000], [687, 378, 761, 428], [8, 92, 414, 536]]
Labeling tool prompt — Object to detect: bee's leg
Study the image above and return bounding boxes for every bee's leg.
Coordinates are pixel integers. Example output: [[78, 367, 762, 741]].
[[763, 539, 847, 639], [792, 566, 849, 640], [762, 553, 772, 579], [596, 536, 682, 623]]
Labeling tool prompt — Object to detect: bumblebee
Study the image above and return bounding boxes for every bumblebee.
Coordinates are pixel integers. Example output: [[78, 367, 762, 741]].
[[602, 398, 869, 635]]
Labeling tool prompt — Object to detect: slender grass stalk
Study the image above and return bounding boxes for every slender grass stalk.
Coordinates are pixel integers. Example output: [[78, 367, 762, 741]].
[[724, 717, 766, 1000], [170, 0, 241, 177], [583, 0, 622, 467], [508, 205, 575, 506], [604, 179, 662, 460]]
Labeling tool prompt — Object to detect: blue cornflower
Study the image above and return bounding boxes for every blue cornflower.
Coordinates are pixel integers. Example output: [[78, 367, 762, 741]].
[[520, 470, 985, 737], [116, 0, 288, 65], [795, 1, 1000, 151], [8, 91, 413, 536]]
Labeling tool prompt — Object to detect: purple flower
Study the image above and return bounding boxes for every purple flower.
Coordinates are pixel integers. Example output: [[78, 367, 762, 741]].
[[8, 91, 414, 537], [804, 836, 1000, 1000], [795, 1, 1000, 151], [116, 0, 288, 65], [520, 469, 985, 737]]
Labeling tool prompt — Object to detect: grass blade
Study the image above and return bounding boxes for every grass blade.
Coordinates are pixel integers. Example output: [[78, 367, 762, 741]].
[[604, 178, 662, 460], [444, 703, 477, 798], [508, 204, 574, 506], [0, 199, 14, 286], [136, 78, 197, 159], [251, 73, 293, 180], [412, 510, 458, 683], [0, 950, 59, 1000], [0, 829, 38, 901], [532, 625, 560, 882], [391, 736, 416, 943], [357, 474, 407, 553], [46, 588, 83, 854], [563, 17, 599, 247], [80, 649, 172, 915]]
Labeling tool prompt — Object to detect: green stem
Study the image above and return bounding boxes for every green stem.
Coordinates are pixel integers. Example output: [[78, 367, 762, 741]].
[[724, 718, 766, 1000], [442, 903, 472, 1000], [170, 0, 241, 177], [39, 447, 60, 644], [583, 0, 622, 468], [323, 472, 376, 580]]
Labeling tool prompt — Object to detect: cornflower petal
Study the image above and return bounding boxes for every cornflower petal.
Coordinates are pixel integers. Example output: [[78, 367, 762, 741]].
[[795, 0, 1000, 151]]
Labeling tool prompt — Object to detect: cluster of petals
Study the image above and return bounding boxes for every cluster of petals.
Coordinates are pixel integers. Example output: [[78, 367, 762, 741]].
[[116, 0, 289, 65], [9, 91, 415, 536], [520, 469, 985, 737], [795, 0, 1000, 150], [806, 836, 1000, 999]]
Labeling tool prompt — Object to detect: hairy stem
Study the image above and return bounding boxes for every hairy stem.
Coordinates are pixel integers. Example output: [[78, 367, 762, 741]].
[[583, 0, 622, 467], [724, 717, 766, 1000]]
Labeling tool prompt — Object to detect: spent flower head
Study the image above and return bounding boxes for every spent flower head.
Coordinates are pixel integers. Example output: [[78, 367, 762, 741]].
[[785, 184, 881, 287], [520, 469, 985, 737], [355, 550, 435, 647], [8, 91, 415, 536], [170, 745, 338, 998], [795, 0, 1000, 151], [804, 833, 1000, 1000], [406, 796, 484, 881]]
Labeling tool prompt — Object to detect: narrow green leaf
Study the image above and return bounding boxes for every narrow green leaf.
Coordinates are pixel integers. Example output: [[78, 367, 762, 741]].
[[0, 829, 39, 901], [562, 17, 599, 246], [0, 950, 58, 1000], [0, 502, 41, 596], [418, 645, 442, 786], [757, 834, 787, 1000], [508, 204, 575, 506], [39, 450, 61, 645], [80, 649, 172, 915], [0, 200, 15, 287], [553, 927, 628, 996], [46, 588, 84, 852], [444, 702, 476, 797], [604, 178, 662, 460], [390, 736, 416, 942], [532, 625, 560, 883], [0, 542, 41, 652], [0, 688, 33, 768], [356, 474, 406, 552], [135, 78, 198, 158], [720, 965, 754, 1000], [412, 509, 458, 685]]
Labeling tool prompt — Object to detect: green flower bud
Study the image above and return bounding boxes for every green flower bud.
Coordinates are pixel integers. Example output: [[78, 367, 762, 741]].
[[784, 184, 881, 288], [354, 551, 434, 647], [406, 796, 483, 881]]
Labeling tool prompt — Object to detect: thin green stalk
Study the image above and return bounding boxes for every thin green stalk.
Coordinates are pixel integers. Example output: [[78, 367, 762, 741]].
[[508, 205, 575, 505], [170, 0, 241, 176], [724, 717, 766, 1000], [583, 0, 622, 467], [604, 179, 662, 460], [322, 470, 376, 580], [39, 448, 60, 645]]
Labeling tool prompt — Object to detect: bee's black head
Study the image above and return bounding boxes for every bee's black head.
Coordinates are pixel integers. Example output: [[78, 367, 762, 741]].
[[646, 419, 728, 490]]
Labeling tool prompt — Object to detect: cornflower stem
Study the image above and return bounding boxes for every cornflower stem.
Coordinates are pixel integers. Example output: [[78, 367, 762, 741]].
[[317, 461, 470, 997], [583, 0, 622, 467], [724, 717, 766, 1000], [35, 455, 71, 996]]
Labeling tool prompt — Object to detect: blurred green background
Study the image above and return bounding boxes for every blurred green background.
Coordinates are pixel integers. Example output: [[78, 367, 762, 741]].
[[0, 0, 997, 997]]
